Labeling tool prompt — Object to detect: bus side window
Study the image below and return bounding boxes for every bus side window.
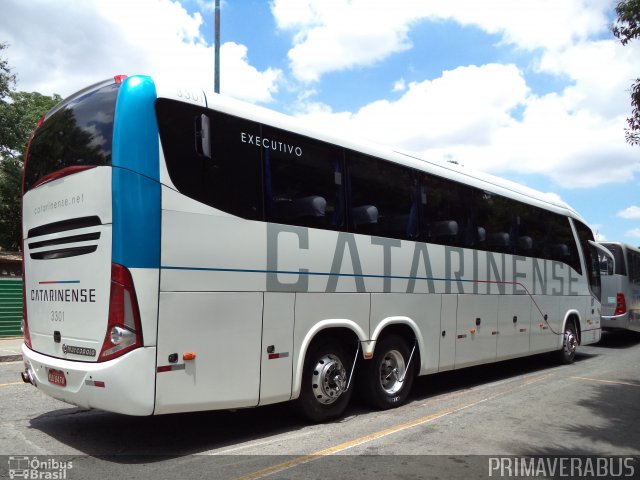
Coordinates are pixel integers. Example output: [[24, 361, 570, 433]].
[[263, 127, 344, 230], [347, 152, 415, 239]]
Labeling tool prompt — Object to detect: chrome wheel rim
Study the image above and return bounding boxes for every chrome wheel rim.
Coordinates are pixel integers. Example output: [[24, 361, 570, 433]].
[[311, 353, 346, 405], [564, 330, 578, 356], [379, 349, 406, 395]]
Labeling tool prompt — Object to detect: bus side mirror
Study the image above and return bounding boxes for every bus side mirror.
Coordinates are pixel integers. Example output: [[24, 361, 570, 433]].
[[195, 113, 211, 159]]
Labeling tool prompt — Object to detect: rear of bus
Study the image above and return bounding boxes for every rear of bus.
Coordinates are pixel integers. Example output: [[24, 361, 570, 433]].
[[20, 76, 160, 415], [599, 242, 640, 332]]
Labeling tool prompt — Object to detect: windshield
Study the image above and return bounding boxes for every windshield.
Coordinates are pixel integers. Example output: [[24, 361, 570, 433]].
[[23, 81, 120, 192]]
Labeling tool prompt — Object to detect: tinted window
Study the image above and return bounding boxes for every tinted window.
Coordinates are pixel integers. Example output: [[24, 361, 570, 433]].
[[424, 175, 476, 247], [264, 127, 344, 229], [156, 99, 263, 220], [601, 243, 626, 275], [546, 213, 581, 273], [574, 220, 600, 298], [348, 153, 418, 239], [627, 250, 640, 283], [24, 82, 119, 192]]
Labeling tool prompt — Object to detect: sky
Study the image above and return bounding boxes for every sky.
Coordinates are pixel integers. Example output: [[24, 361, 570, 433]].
[[2, 0, 639, 244]]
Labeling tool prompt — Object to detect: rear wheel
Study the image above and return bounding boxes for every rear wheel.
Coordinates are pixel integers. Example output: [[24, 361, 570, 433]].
[[296, 339, 354, 422], [361, 334, 415, 410], [557, 321, 578, 364]]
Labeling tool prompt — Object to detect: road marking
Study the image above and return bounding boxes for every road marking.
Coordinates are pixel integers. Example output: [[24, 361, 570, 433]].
[[522, 373, 552, 385], [572, 376, 640, 388], [235, 372, 551, 480], [0, 381, 26, 388], [208, 431, 316, 455], [235, 395, 500, 480]]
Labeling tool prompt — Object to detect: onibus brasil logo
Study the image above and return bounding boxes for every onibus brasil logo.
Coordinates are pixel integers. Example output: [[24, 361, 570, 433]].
[[8, 456, 73, 479]]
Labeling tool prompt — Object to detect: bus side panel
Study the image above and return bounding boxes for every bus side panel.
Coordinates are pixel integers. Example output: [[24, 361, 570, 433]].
[[259, 292, 295, 406], [530, 295, 561, 353], [497, 294, 532, 359], [438, 295, 457, 372], [454, 294, 498, 368], [154, 291, 263, 414], [369, 293, 441, 375], [130, 268, 159, 347], [580, 296, 602, 344]]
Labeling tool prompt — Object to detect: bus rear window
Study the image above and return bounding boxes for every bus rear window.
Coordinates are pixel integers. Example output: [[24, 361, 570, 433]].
[[23, 82, 120, 192], [601, 243, 627, 276]]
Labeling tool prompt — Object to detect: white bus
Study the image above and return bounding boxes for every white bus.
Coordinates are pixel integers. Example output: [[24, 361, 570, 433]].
[[597, 242, 640, 333], [21, 75, 603, 422]]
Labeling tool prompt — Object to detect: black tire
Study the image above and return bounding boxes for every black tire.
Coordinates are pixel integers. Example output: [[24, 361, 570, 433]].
[[360, 334, 415, 410], [557, 321, 578, 364], [296, 339, 354, 422]]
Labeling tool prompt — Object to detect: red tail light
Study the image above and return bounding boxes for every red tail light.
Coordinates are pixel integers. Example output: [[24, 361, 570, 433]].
[[614, 293, 627, 316], [22, 253, 32, 349], [99, 263, 143, 362], [31, 165, 96, 190]]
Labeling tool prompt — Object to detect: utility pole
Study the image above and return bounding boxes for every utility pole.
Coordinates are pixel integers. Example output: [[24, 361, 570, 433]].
[[214, 0, 220, 93]]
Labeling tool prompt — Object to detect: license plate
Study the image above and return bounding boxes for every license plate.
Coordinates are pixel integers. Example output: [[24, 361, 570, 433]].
[[48, 368, 67, 387]]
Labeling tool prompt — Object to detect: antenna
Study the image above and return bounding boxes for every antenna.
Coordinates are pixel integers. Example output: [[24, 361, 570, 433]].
[[214, 0, 221, 94]]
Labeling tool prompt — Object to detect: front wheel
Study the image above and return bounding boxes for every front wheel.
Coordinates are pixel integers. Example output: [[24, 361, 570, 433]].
[[296, 339, 354, 422], [360, 334, 415, 410], [557, 321, 578, 364]]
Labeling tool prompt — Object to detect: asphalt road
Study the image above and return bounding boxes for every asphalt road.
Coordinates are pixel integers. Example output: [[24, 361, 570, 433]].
[[1, 331, 639, 479]]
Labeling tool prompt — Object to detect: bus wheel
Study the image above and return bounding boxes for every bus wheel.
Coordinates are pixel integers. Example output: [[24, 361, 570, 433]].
[[296, 339, 353, 422], [361, 334, 415, 410], [557, 321, 578, 364]]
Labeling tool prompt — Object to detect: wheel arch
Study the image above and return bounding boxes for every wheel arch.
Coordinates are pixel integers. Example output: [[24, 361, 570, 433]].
[[563, 310, 582, 345], [292, 320, 366, 400], [371, 317, 423, 377]]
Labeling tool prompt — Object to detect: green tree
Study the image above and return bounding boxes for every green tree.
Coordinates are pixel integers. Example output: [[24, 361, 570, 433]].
[[612, 0, 640, 145], [0, 42, 15, 99], [0, 43, 61, 250]]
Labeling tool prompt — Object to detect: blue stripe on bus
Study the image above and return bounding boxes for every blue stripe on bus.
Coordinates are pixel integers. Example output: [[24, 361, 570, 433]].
[[160, 265, 472, 284], [111, 75, 161, 268]]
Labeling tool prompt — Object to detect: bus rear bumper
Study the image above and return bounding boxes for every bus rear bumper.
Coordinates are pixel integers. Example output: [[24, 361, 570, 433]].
[[21, 344, 156, 416], [601, 313, 630, 330]]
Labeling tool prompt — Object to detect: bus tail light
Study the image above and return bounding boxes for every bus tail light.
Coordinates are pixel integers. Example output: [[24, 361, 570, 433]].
[[99, 263, 143, 362], [21, 245, 32, 349], [614, 293, 627, 316], [22, 279, 32, 349]]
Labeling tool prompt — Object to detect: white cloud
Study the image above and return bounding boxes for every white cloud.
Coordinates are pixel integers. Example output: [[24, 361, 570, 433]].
[[618, 206, 640, 220], [271, 0, 640, 189], [294, 58, 638, 189], [271, 0, 431, 82], [625, 228, 640, 239], [271, 0, 613, 82], [392, 79, 407, 92], [2, 0, 281, 103], [433, 0, 611, 51]]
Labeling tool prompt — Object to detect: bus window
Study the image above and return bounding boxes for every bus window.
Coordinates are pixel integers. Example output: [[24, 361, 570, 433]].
[[264, 127, 344, 230], [156, 99, 263, 220], [347, 152, 416, 239]]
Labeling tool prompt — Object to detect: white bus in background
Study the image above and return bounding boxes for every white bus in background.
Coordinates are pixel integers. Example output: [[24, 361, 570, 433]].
[[21, 75, 604, 422], [598, 242, 640, 333]]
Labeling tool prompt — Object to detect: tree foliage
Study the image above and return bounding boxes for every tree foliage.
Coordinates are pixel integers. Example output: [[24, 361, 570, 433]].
[[0, 43, 61, 250], [0, 42, 15, 100], [612, 0, 640, 145]]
